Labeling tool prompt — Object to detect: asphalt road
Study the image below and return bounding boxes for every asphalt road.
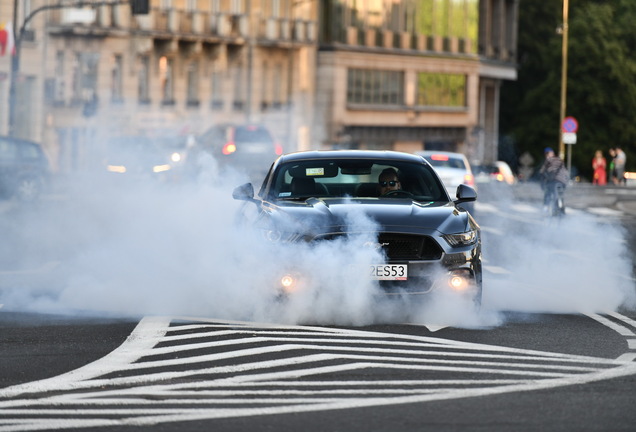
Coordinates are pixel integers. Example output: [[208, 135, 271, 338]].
[[1, 181, 635, 431]]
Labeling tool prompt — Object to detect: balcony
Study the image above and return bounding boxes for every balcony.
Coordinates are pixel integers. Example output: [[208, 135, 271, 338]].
[[47, 7, 318, 47]]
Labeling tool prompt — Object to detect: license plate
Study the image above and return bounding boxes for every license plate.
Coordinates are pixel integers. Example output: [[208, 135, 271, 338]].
[[370, 264, 408, 281]]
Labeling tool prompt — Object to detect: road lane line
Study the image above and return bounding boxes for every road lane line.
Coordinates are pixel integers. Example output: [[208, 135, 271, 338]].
[[0, 316, 170, 399], [585, 313, 635, 337], [607, 311, 636, 330]]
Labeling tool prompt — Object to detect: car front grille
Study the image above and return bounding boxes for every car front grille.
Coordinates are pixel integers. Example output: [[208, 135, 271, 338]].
[[378, 233, 443, 260], [310, 232, 443, 261]]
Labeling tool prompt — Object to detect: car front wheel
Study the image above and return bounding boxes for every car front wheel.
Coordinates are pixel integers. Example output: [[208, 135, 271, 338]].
[[14, 177, 43, 201]]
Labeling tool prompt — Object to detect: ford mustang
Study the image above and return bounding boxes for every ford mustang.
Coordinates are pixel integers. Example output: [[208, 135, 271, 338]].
[[232, 150, 482, 306]]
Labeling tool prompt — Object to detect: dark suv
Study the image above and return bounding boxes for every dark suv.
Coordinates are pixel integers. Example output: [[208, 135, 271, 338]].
[[195, 124, 282, 176], [0, 136, 50, 201]]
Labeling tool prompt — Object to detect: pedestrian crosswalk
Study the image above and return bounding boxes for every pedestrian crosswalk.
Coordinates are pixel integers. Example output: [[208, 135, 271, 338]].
[[1, 316, 635, 431]]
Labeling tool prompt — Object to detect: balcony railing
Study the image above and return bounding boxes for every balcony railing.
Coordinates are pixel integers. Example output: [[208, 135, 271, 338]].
[[342, 26, 476, 55], [48, 6, 317, 46]]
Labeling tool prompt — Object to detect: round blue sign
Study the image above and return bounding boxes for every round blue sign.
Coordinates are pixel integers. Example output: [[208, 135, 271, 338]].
[[562, 116, 578, 133]]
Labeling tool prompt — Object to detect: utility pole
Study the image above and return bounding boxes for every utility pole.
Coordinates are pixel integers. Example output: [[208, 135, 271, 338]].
[[558, 0, 569, 161]]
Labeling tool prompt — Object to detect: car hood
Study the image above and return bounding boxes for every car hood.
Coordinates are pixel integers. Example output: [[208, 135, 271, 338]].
[[262, 197, 475, 238]]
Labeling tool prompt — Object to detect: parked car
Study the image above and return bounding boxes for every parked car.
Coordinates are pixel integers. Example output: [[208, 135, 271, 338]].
[[102, 136, 184, 183], [0, 136, 50, 201], [416, 150, 476, 213], [474, 161, 516, 185], [195, 123, 283, 177], [232, 150, 482, 306]]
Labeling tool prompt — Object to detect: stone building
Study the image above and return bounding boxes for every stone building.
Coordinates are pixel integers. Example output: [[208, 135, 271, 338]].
[[0, 0, 317, 173], [0, 0, 517, 174], [315, 0, 518, 164]]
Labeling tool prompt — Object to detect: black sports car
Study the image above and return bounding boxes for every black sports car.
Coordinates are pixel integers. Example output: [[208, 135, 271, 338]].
[[233, 150, 482, 305]]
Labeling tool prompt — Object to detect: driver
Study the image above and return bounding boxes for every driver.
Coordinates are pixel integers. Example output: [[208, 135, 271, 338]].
[[379, 168, 402, 195]]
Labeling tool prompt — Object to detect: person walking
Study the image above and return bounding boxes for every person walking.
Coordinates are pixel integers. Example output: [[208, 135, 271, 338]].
[[592, 150, 607, 185], [608, 148, 617, 184], [615, 146, 627, 185]]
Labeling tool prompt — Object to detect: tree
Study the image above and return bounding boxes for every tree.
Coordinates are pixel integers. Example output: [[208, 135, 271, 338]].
[[500, 0, 636, 180]]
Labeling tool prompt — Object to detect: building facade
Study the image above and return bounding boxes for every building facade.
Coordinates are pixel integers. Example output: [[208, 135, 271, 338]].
[[0, 0, 517, 174], [316, 0, 518, 164], [0, 0, 317, 172]]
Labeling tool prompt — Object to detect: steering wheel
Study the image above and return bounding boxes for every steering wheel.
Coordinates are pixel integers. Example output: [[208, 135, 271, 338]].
[[382, 190, 413, 198]]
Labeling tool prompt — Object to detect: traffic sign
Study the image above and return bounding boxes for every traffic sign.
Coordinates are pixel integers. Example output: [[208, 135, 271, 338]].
[[562, 116, 578, 133], [563, 132, 577, 144]]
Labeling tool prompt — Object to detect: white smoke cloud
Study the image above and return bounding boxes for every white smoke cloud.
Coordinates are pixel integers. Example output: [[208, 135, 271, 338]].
[[477, 184, 636, 315], [1, 165, 634, 329]]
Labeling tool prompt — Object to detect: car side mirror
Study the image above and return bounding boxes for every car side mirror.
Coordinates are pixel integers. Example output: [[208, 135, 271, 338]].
[[232, 183, 256, 201], [455, 184, 477, 203]]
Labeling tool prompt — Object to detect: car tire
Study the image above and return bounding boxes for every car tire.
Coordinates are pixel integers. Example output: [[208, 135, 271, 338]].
[[14, 176, 43, 202]]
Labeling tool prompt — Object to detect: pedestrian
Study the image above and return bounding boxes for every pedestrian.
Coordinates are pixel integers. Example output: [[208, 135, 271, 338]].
[[614, 146, 627, 185], [608, 148, 617, 184], [592, 150, 607, 185]]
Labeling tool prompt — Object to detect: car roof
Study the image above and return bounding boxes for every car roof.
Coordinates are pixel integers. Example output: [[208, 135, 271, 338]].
[[276, 150, 427, 164]]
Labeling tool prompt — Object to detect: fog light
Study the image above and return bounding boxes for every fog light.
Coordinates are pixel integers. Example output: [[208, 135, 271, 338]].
[[448, 271, 469, 291], [281, 274, 297, 293]]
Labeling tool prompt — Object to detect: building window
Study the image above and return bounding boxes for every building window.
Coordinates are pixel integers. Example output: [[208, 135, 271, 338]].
[[231, 61, 244, 111], [138, 55, 150, 104], [416, 72, 466, 107], [49, 50, 65, 104], [347, 68, 404, 106], [272, 62, 284, 109], [159, 56, 175, 105], [210, 61, 223, 110], [261, 61, 269, 110], [111, 54, 123, 103], [72, 52, 99, 104], [321, 0, 478, 53], [186, 61, 199, 107]]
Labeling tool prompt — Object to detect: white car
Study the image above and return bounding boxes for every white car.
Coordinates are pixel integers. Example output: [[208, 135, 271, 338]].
[[474, 161, 517, 185], [415, 150, 476, 198]]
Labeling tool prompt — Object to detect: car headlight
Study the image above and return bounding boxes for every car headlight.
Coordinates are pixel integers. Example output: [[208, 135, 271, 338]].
[[261, 229, 304, 243], [153, 164, 171, 173], [263, 229, 283, 242], [443, 230, 478, 247], [107, 164, 126, 173]]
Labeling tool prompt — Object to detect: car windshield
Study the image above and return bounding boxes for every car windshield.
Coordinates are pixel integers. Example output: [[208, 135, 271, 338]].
[[235, 127, 273, 144], [106, 137, 166, 166], [267, 159, 448, 202]]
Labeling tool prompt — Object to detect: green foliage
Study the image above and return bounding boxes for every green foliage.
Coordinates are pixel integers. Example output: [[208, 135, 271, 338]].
[[501, 0, 636, 180]]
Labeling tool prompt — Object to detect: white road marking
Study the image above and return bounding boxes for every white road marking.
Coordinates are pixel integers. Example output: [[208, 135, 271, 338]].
[[586, 207, 624, 217], [585, 313, 636, 337], [0, 316, 635, 431], [608, 311, 636, 330], [617, 353, 636, 362]]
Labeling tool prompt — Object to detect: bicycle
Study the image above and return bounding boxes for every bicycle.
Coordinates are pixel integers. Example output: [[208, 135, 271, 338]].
[[543, 181, 566, 218]]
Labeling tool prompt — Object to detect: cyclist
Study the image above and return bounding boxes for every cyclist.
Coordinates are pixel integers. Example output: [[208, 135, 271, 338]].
[[539, 147, 569, 215]]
